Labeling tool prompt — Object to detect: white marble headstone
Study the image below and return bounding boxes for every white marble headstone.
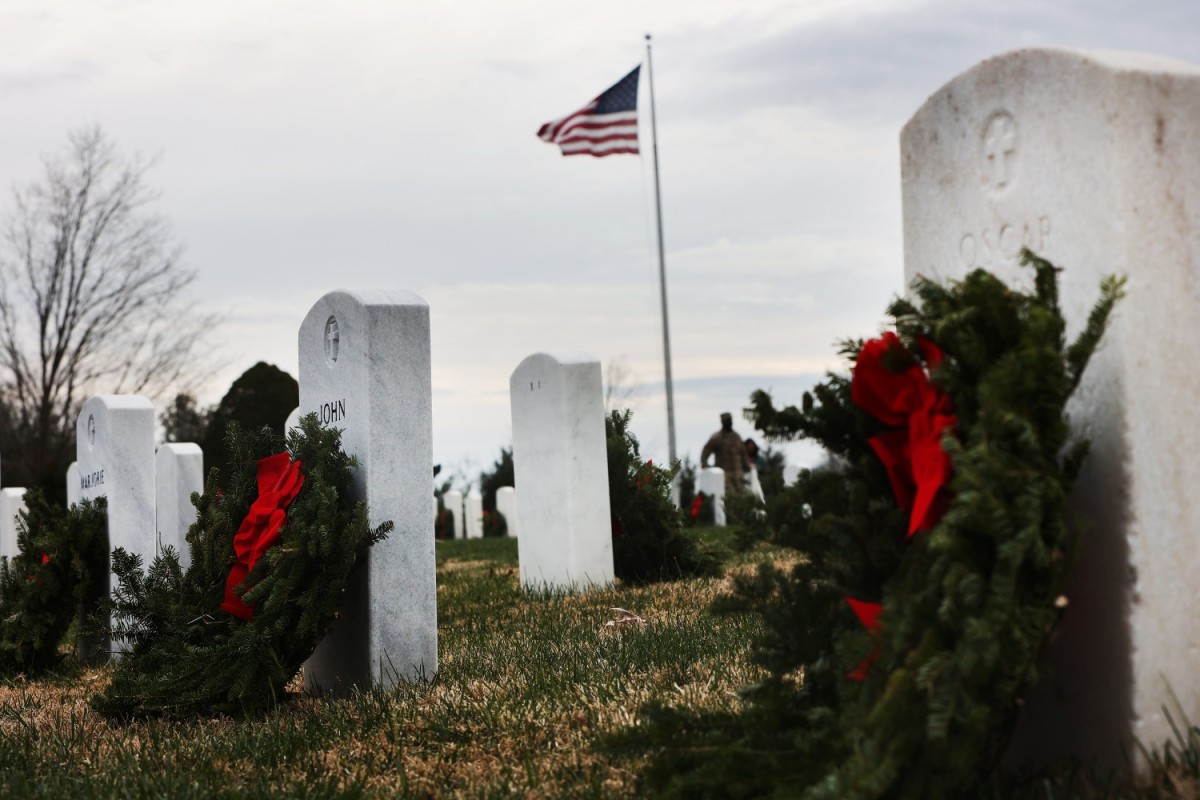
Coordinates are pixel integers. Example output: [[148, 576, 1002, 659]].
[[0, 488, 28, 561], [698, 467, 726, 527], [299, 290, 437, 693], [782, 465, 801, 488], [77, 395, 156, 657], [510, 353, 613, 591], [66, 462, 80, 508], [443, 490, 464, 539], [495, 486, 518, 539], [465, 490, 483, 539], [155, 443, 204, 569], [77, 395, 157, 587], [902, 47, 1200, 769]]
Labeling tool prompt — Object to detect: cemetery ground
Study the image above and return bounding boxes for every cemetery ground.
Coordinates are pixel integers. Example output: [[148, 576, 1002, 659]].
[[2, 529, 1200, 798], [0, 530, 767, 798]]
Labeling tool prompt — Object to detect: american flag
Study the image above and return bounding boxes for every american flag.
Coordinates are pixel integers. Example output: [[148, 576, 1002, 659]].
[[537, 65, 641, 157]]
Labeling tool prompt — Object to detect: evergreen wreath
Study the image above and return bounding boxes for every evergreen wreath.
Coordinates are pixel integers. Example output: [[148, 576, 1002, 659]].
[[92, 414, 392, 718], [622, 252, 1124, 798], [0, 491, 108, 673]]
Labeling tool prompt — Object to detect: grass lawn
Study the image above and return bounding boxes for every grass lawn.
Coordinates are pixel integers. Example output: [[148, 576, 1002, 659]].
[[0, 530, 773, 798], [4, 530, 1199, 798]]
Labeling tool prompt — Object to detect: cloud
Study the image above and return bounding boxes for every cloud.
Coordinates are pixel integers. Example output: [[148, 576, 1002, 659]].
[[0, 59, 98, 91], [670, 231, 895, 278], [676, 0, 1200, 124]]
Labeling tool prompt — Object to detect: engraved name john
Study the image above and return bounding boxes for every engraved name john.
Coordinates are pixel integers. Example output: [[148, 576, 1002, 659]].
[[318, 399, 347, 425]]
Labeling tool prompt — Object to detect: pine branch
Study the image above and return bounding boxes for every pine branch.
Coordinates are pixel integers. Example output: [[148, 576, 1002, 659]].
[[1064, 272, 1127, 396]]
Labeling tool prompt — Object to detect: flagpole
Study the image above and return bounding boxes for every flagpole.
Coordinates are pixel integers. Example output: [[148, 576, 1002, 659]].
[[644, 33, 677, 465]]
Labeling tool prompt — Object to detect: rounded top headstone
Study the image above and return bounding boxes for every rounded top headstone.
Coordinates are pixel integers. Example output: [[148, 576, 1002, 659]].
[[511, 352, 599, 376], [159, 442, 203, 457], [300, 290, 429, 373], [302, 289, 428, 319], [905, 47, 1200, 137]]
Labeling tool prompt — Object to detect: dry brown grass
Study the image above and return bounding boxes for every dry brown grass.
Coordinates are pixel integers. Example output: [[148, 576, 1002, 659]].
[[314, 554, 766, 798], [0, 536, 767, 798], [3, 538, 1200, 798]]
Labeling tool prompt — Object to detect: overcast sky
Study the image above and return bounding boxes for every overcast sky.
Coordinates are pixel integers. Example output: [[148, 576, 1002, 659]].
[[2, 0, 1198, 486]]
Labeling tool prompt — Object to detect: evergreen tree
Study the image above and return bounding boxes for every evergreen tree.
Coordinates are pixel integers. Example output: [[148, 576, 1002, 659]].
[[675, 456, 698, 514], [162, 392, 211, 444], [757, 445, 788, 497], [478, 447, 513, 513], [201, 363, 298, 485], [607, 411, 723, 584]]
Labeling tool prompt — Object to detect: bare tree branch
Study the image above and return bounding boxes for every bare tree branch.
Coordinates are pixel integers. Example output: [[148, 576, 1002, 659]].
[[0, 126, 220, 497], [603, 356, 641, 416]]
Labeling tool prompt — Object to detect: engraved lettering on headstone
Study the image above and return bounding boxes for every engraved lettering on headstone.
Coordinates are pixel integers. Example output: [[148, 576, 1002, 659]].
[[1015, 216, 1051, 253], [1022, 220, 1038, 251], [999, 223, 1022, 259], [324, 316, 340, 366], [958, 215, 1052, 268], [81, 469, 104, 490], [980, 229, 996, 265], [960, 233, 977, 267], [318, 398, 347, 425], [982, 111, 1018, 194]]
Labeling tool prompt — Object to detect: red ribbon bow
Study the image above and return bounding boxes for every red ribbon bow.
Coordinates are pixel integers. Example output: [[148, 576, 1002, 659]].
[[851, 332, 956, 538], [221, 452, 305, 620], [843, 333, 956, 680]]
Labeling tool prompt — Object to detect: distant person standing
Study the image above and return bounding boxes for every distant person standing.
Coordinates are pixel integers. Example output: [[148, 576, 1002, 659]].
[[700, 412, 750, 495], [744, 438, 766, 472], [744, 438, 767, 502]]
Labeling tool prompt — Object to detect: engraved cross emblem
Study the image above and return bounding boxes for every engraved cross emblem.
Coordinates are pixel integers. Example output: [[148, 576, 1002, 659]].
[[324, 316, 340, 365], [983, 112, 1017, 192], [87, 414, 96, 447]]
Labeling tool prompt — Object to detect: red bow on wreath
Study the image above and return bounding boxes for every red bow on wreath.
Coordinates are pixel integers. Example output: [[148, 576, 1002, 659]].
[[852, 332, 956, 538], [844, 333, 956, 681], [221, 452, 305, 620]]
